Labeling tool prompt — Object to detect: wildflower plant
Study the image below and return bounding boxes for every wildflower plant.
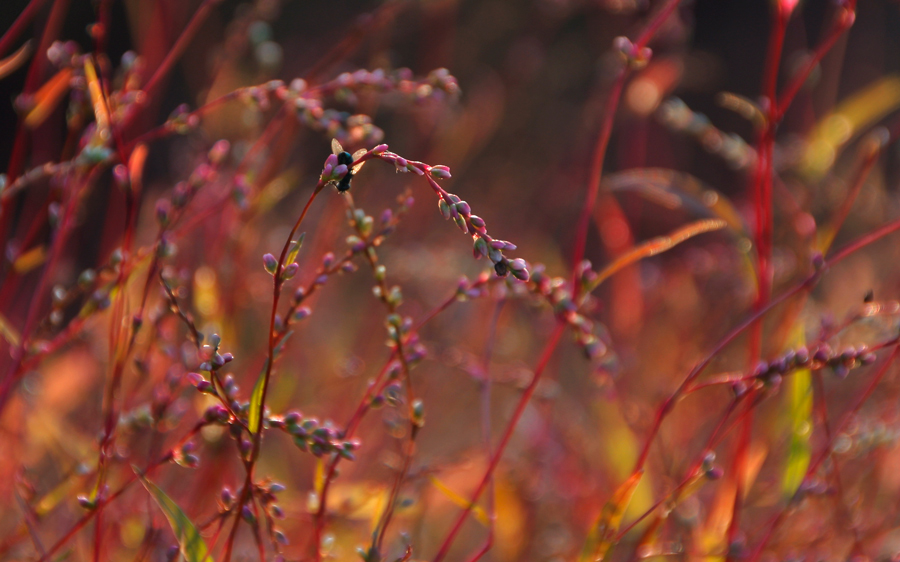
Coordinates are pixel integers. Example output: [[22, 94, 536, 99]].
[[1, 1, 900, 562]]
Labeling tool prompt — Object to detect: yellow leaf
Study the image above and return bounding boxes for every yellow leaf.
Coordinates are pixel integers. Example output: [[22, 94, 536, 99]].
[[0, 311, 21, 347], [136, 469, 211, 562], [800, 75, 900, 179], [584, 219, 726, 297], [12, 244, 47, 274], [782, 327, 812, 499], [494, 475, 526, 562], [428, 475, 490, 526], [83, 58, 110, 141], [580, 470, 644, 562]]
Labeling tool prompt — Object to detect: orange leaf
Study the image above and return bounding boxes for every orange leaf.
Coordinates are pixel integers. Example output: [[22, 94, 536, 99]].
[[23, 67, 72, 128], [12, 244, 47, 274], [584, 219, 726, 296], [0, 41, 33, 80]]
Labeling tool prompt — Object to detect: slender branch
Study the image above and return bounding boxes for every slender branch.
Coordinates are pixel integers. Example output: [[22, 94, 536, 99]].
[[431, 322, 566, 562]]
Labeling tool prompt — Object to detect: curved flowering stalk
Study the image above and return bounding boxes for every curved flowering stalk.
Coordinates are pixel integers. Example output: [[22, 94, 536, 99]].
[[337, 144, 530, 281], [132, 67, 460, 150]]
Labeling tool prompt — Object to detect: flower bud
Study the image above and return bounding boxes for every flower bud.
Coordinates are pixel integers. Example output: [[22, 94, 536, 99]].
[[281, 262, 299, 280], [263, 253, 278, 275], [430, 165, 451, 179]]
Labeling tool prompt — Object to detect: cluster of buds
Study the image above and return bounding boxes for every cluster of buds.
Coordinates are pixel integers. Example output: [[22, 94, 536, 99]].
[[251, 480, 289, 545], [734, 341, 878, 396], [612, 36, 653, 70], [700, 451, 724, 481], [45, 265, 100, 328], [372, 264, 403, 308], [263, 234, 305, 284], [165, 103, 202, 134], [319, 142, 528, 282], [529, 264, 575, 315], [455, 272, 491, 302], [433, 188, 528, 281], [172, 440, 200, 468], [383, 313, 428, 365], [317, 151, 345, 185], [316, 110, 384, 147], [526, 263, 614, 364], [271, 411, 360, 459], [807, 342, 877, 379], [288, 67, 460, 105], [277, 67, 460, 146], [196, 333, 235, 373]]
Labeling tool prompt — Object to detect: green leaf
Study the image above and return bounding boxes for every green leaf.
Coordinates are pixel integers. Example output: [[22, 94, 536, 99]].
[[135, 468, 210, 562], [248, 359, 268, 434], [287, 233, 305, 265], [782, 341, 812, 499]]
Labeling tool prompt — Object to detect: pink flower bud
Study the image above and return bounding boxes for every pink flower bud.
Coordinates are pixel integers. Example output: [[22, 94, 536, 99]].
[[430, 165, 451, 179]]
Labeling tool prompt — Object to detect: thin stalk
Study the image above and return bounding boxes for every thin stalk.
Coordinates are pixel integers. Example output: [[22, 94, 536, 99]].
[[633, 213, 900, 472], [569, 0, 684, 294], [747, 345, 900, 562], [0, 0, 51, 59], [223, 184, 323, 562], [431, 321, 565, 562]]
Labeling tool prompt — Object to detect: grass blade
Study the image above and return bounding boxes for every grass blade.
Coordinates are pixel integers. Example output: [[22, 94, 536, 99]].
[[248, 359, 268, 434], [135, 468, 210, 562]]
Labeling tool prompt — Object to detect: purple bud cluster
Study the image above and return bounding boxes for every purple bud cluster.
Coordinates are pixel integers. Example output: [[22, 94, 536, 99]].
[[167, 104, 201, 134], [748, 342, 877, 387], [701, 451, 724, 480], [173, 440, 200, 468], [196, 333, 235, 373], [272, 411, 360, 459], [454, 273, 491, 302], [251, 480, 288, 540], [382, 313, 427, 364], [423, 179, 528, 281], [527, 263, 612, 364], [271, 68, 459, 148]]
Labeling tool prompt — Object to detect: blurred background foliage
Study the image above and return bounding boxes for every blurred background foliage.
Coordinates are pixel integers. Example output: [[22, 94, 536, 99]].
[[2, 0, 900, 561]]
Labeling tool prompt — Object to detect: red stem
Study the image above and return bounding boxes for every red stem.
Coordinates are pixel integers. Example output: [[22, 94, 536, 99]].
[[431, 322, 565, 562], [0, 0, 51, 59], [747, 345, 900, 562], [632, 212, 900, 472], [774, 2, 856, 121], [729, 7, 789, 558], [141, 0, 221, 101], [569, 0, 683, 294]]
